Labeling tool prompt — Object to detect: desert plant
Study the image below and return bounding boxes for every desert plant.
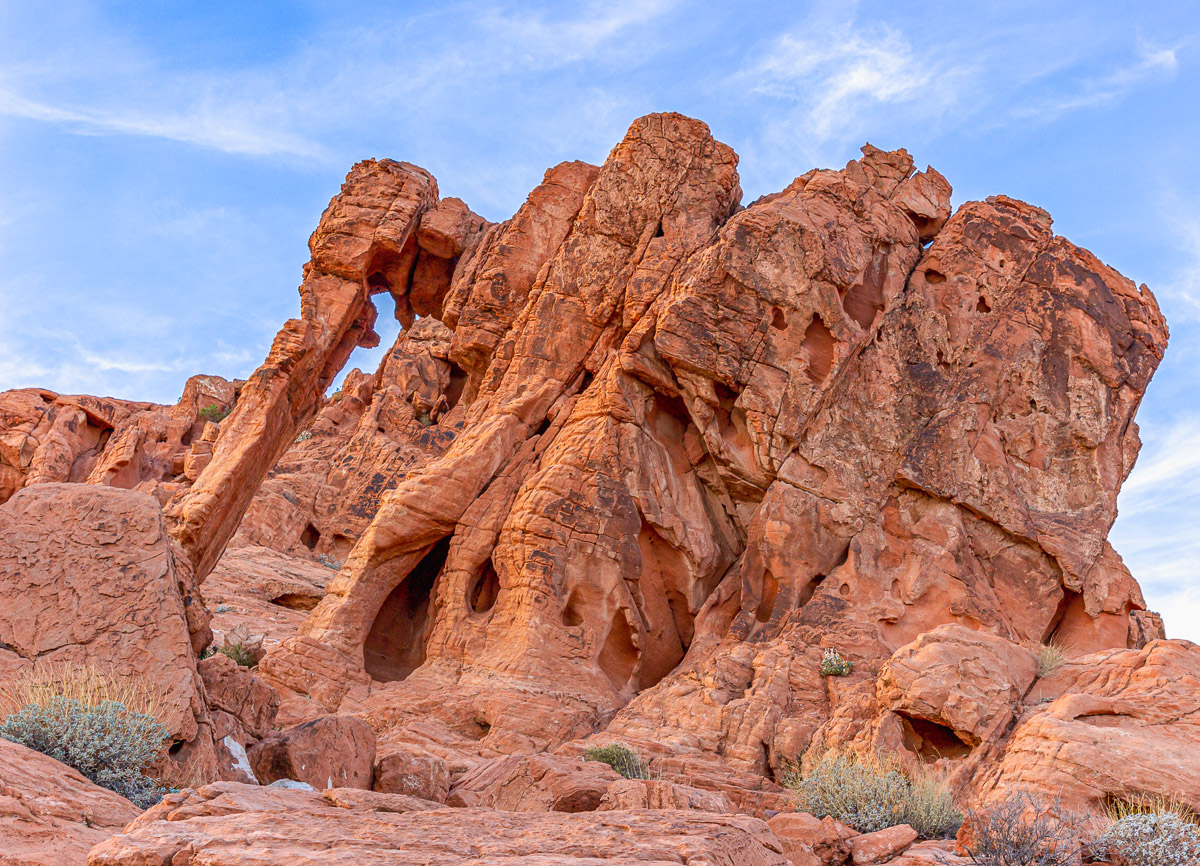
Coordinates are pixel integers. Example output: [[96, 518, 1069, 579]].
[[0, 661, 160, 720], [198, 403, 229, 424], [784, 751, 961, 838], [906, 767, 964, 839], [583, 743, 651, 780], [295, 429, 313, 442], [962, 791, 1083, 866], [1103, 791, 1198, 824], [1035, 640, 1068, 678], [216, 642, 256, 668], [1093, 811, 1200, 866], [820, 648, 853, 677], [0, 665, 170, 809]]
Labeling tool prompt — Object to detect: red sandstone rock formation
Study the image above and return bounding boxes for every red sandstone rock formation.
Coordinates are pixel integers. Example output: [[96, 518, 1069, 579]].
[[0, 111, 1186, 861]]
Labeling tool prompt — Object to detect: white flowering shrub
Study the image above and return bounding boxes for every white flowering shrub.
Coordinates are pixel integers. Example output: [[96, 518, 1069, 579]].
[[820, 648, 853, 677]]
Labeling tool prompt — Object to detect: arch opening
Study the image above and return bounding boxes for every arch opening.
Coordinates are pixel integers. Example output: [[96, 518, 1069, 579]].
[[363, 536, 452, 683]]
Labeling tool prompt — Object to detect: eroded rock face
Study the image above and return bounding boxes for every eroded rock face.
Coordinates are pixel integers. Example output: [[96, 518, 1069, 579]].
[[229, 114, 1167, 814], [0, 375, 238, 509], [974, 639, 1200, 814], [0, 112, 1175, 843], [0, 483, 218, 782]]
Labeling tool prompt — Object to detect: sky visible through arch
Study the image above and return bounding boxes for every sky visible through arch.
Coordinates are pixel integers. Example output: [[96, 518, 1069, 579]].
[[1, 1, 1197, 640]]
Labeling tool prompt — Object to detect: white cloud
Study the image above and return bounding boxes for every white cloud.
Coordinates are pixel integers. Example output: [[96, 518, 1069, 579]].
[[1012, 40, 1180, 121], [0, 87, 327, 159], [748, 28, 936, 142]]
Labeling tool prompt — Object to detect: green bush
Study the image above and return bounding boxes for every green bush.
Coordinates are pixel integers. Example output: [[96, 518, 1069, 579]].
[[583, 743, 651, 780], [0, 696, 168, 808], [820, 648, 853, 677], [198, 403, 230, 424], [1095, 812, 1200, 866], [784, 751, 961, 838], [217, 642, 256, 667]]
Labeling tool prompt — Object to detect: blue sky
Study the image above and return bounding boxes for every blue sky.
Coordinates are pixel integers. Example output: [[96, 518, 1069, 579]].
[[1, 1, 1197, 640]]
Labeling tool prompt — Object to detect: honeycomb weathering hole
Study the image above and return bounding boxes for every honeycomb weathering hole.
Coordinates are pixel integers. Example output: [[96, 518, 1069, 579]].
[[598, 611, 638, 692], [800, 314, 836, 384], [300, 524, 320, 551], [363, 536, 452, 683], [468, 558, 500, 614]]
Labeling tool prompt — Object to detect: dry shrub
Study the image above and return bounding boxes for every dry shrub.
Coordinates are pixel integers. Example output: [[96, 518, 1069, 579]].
[[783, 750, 961, 838], [583, 743, 652, 780], [962, 790, 1084, 866], [1035, 640, 1068, 678]]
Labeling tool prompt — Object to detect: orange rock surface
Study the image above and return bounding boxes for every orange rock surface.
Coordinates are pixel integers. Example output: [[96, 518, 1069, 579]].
[[0, 111, 1183, 860]]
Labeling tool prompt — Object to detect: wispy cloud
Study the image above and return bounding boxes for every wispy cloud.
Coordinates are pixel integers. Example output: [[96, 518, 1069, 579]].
[[746, 26, 945, 142], [1113, 409, 1200, 639], [0, 1, 674, 167], [0, 87, 326, 158], [1012, 40, 1180, 122]]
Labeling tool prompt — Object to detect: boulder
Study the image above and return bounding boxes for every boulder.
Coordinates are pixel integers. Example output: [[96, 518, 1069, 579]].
[[847, 824, 918, 864], [446, 754, 622, 812], [198, 652, 280, 741], [597, 778, 732, 812], [372, 746, 450, 803], [86, 781, 789, 865], [974, 639, 1200, 814], [248, 715, 376, 790], [0, 738, 140, 866], [0, 483, 217, 782], [875, 626, 1037, 748], [767, 812, 856, 866]]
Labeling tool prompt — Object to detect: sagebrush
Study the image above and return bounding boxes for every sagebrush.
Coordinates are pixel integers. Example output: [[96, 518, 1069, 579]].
[[0, 662, 171, 808], [583, 743, 652, 780], [783, 751, 960, 838], [1095, 811, 1200, 866], [1, 696, 168, 808]]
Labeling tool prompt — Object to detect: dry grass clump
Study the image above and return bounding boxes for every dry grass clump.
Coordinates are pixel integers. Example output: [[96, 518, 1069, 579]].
[[0, 660, 162, 721], [1035, 640, 1068, 678], [783, 750, 961, 838], [1102, 791, 1198, 824]]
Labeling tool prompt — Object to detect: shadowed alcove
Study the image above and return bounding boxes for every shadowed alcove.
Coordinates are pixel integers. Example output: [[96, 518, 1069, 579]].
[[363, 536, 452, 682]]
